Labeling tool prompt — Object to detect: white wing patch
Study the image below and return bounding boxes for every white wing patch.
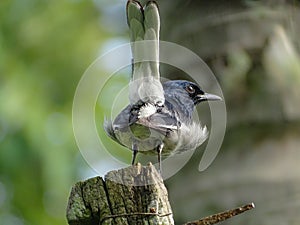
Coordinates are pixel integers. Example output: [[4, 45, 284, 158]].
[[138, 103, 157, 118]]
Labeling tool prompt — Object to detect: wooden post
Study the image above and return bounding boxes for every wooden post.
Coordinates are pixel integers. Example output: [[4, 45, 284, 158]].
[[66, 163, 254, 225], [66, 163, 174, 225]]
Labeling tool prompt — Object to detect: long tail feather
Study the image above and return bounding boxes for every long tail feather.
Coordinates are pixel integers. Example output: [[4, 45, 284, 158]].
[[126, 0, 164, 106], [144, 1, 160, 79]]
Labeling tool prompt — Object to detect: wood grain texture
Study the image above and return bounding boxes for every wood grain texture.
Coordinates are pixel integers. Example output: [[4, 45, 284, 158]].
[[66, 163, 174, 225]]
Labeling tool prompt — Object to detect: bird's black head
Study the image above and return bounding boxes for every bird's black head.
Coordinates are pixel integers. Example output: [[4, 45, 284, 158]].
[[163, 80, 222, 105], [182, 81, 205, 104], [162, 80, 222, 120]]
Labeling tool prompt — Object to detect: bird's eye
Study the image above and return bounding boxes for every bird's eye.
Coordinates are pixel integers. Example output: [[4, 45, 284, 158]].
[[186, 85, 195, 94]]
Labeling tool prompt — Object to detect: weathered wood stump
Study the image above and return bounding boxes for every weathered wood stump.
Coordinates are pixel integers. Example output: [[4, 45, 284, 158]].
[[66, 163, 174, 225], [66, 163, 254, 225]]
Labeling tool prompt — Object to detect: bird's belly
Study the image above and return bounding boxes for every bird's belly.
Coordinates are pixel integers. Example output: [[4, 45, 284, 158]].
[[114, 124, 178, 156]]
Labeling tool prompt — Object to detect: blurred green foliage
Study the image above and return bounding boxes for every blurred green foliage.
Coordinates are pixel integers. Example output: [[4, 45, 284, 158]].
[[1, 0, 300, 225], [0, 0, 115, 224]]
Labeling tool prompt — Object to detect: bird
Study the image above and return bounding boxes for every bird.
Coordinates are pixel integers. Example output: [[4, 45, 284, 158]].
[[104, 0, 222, 171], [104, 80, 221, 170]]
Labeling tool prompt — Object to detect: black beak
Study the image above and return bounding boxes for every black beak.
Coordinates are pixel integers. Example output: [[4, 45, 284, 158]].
[[195, 93, 222, 103]]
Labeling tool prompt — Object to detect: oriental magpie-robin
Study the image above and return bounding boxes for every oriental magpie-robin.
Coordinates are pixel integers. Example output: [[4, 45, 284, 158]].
[[104, 0, 222, 170]]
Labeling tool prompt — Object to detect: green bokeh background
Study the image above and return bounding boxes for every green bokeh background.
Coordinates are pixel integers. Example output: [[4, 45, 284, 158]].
[[1, 1, 300, 225], [0, 1, 124, 224]]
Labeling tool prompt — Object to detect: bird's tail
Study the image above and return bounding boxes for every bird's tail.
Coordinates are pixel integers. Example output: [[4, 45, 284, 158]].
[[126, 0, 165, 106]]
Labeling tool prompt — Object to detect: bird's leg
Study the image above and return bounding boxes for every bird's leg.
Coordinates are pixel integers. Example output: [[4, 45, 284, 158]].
[[132, 142, 138, 165], [156, 143, 164, 174]]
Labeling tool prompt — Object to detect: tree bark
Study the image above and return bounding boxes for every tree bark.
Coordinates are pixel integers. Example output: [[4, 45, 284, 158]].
[[66, 163, 174, 225]]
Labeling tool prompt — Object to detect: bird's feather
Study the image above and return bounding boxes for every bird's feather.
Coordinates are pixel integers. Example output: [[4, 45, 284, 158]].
[[126, 0, 164, 106], [144, 1, 160, 78], [173, 122, 208, 154], [103, 118, 119, 143]]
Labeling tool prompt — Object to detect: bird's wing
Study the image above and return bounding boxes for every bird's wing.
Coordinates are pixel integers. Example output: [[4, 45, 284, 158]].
[[103, 118, 119, 142], [112, 104, 178, 134], [136, 112, 179, 134], [126, 0, 165, 106], [104, 107, 132, 148]]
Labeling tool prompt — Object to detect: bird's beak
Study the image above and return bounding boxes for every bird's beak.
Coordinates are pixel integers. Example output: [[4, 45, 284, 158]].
[[196, 93, 222, 103]]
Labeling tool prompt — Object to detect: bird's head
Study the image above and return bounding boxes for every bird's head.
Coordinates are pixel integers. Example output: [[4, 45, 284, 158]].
[[163, 80, 222, 106], [183, 81, 222, 105]]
